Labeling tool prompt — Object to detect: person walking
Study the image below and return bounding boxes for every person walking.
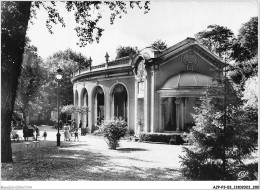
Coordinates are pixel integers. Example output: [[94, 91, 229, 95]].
[[71, 119, 76, 130], [63, 125, 67, 141], [34, 126, 40, 141], [79, 120, 82, 129], [23, 124, 28, 141], [67, 124, 71, 140], [43, 129, 47, 140], [64, 123, 71, 141], [74, 128, 79, 141], [59, 120, 63, 130]]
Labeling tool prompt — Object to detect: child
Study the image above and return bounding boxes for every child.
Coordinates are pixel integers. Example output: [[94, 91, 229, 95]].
[[74, 128, 79, 141], [43, 129, 47, 140]]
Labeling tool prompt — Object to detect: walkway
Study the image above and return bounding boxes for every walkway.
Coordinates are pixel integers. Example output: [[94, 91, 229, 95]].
[[11, 125, 66, 152], [2, 125, 189, 182]]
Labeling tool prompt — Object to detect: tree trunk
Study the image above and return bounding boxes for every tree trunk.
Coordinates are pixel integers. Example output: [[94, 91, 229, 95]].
[[1, 2, 32, 163]]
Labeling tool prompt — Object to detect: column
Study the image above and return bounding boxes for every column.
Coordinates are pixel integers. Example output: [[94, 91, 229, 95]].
[[83, 92, 87, 128], [175, 98, 181, 132], [134, 80, 138, 135], [73, 90, 76, 121], [159, 96, 163, 132], [181, 97, 185, 131], [150, 71, 155, 133], [94, 95, 97, 126], [104, 89, 110, 121], [184, 97, 188, 131], [88, 92, 94, 133], [77, 92, 81, 126], [144, 79, 149, 132], [111, 94, 114, 119]]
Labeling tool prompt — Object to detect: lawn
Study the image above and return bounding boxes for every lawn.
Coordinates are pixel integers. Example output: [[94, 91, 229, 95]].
[[1, 136, 186, 181]]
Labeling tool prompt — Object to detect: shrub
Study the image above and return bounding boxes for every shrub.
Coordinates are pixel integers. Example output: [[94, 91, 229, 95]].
[[139, 133, 184, 145], [102, 118, 127, 149]]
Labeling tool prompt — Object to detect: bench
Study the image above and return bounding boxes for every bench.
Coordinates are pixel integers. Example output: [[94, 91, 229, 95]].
[[11, 136, 23, 143], [31, 141, 40, 148], [24, 142, 31, 150]]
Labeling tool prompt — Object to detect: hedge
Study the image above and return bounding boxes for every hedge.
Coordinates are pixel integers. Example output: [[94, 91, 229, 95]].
[[139, 133, 185, 145]]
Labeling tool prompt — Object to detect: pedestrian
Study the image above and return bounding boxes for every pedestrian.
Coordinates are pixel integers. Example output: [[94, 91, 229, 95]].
[[79, 120, 82, 129], [54, 121, 58, 129], [59, 120, 63, 130], [23, 124, 28, 141], [63, 125, 67, 141], [43, 129, 47, 140], [67, 123, 71, 141], [34, 126, 40, 141], [74, 128, 79, 141], [64, 123, 71, 141], [71, 119, 76, 130]]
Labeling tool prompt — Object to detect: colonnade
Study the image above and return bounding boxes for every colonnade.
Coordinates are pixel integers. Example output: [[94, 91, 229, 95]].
[[73, 83, 128, 133]]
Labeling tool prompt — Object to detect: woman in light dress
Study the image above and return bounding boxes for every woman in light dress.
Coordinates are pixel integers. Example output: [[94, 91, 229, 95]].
[[64, 123, 71, 141]]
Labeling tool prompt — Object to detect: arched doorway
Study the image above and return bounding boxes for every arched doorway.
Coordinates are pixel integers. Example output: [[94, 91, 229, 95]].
[[111, 84, 128, 121], [93, 86, 104, 126], [80, 88, 88, 128]]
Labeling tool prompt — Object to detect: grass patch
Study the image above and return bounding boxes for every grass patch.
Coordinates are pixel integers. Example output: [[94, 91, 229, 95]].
[[2, 144, 185, 181]]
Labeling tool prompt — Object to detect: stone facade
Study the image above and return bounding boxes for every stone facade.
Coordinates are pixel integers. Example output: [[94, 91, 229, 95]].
[[71, 37, 223, 135]]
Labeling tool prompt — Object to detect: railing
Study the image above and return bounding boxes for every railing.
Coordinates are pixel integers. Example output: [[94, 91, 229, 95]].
[[91, 63, 106, 70], [73, 56, 132, 77], [108, 57, 130, 67]]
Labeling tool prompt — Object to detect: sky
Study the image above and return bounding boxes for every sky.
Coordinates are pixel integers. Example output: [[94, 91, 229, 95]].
[[26, 1, 258, 65]]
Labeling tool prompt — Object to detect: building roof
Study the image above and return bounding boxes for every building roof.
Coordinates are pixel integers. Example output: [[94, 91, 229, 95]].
[[161, 72, 213, 89]]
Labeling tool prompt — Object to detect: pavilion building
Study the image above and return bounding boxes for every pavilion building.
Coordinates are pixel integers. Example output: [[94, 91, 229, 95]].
[[71, 37, 223, 135]]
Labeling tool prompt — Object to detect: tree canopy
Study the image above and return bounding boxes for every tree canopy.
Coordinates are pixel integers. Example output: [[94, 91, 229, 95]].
[[14, 39, 45, 123], [195, 19, 258, 87], [116, 46, 138, 59], [41, 49, 89, 115], [195, 25, 234, 58], [151, 39, 168, 52], [30, 1, 150, 47]]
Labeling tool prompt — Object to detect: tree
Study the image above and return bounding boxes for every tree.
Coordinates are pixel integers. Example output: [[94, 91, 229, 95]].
[[75, 106, 89, 116], [229, 17, 258, 85], [42, 49, 89, 111], [151, 39, 167, 52], [115, 46, 138, 59], [32, 49, 90, 125], [180, 72, 258, 180], [195, 25, 234, 58], [2, 1, 32, 162], [1, 1, 150, 163], [61, 105, 76, 123], [14, 41, 45, 124], [232, 17, 258, 62], [228, 55, 258, 87]]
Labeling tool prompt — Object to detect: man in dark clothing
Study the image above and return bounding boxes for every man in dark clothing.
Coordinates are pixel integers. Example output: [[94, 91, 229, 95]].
[[23, 125, 28, 141], [59, 120, 63, 130]]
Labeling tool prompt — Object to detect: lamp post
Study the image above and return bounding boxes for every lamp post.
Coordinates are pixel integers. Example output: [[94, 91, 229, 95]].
[[55, 67, 63, 146]]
